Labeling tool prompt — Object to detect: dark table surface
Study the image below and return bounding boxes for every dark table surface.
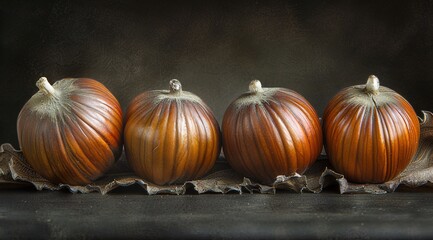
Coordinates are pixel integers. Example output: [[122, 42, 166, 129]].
[[1, 186, 433, 239]]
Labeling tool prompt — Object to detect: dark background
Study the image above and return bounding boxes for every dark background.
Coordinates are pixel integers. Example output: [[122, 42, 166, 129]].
[[1, 0, 433, 147]]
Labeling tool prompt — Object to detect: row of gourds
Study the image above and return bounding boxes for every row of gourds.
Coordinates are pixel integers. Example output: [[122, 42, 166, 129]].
[[16, 75, 419, 186]]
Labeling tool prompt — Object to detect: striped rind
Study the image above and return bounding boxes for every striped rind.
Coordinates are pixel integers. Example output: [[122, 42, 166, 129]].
[[222, 88, 323, 184], [124, 91, 221, 185], [323, 86, 420, 183], [17, 78, 123, 185]]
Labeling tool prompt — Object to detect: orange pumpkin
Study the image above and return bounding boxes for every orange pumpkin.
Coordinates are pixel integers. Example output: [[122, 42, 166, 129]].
[[124, 79, 221, 185], [322, 75, 420, 183], [222, 80, 323, 184], [17, 77, 123, 185]]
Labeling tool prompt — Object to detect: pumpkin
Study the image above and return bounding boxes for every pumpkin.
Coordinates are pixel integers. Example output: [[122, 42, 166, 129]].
[[322, 75, 420, 183], [124, 79, 221, 185], [222, 80, 323, 184], [17, 77, 123, 185]]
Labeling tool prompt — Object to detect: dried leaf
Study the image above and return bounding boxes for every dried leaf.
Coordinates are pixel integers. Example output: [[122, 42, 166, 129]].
[[1, 111, 433, 194]]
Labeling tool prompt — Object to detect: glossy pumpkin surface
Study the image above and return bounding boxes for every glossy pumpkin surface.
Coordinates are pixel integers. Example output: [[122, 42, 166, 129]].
[[222, 80, 323, 184], [17, 77, 123, 185], [322, 75, 420, 183], [124, 79, 221, 185]]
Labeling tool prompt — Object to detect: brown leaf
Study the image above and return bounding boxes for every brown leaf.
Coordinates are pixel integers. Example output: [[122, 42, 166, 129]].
[[2, 111, 433, 194]]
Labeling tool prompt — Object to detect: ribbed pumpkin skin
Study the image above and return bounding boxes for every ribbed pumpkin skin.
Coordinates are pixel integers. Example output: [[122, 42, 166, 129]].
[[222, 88, 323, 184], [17, 78, 123, 185], [323, 84, 420, 183], [124, 90, 221, 185]]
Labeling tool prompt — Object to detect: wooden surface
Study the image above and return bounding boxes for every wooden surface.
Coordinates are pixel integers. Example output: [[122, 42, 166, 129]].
[[1, 187, 433, 239]]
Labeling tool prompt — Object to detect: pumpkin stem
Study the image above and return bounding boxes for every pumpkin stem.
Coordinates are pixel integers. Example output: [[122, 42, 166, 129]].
[[36, 77, 58, 97], [365, 75, 380, 95], [169, 79, 182, 94], [249, 80, 264, 93]]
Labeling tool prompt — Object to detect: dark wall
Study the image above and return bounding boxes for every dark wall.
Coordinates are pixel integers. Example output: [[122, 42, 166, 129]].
[[2, 0, 433, 147]]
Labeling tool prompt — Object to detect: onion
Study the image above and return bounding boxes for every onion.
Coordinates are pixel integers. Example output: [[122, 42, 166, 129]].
[[17, 77, 123, 185], [124, 79, 221, 185], [322, 75, 420, 183], [222, 80, 323, 184]]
